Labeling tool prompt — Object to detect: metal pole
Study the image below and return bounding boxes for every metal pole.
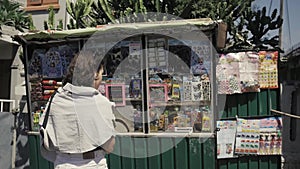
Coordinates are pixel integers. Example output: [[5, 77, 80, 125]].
[[279, 0, 284, 49]]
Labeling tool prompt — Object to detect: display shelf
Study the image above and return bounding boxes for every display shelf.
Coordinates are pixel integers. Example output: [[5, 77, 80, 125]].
[[116, 132, 215, 138], [105, 84, 126, 106], [125, 98, 143, 102], [150, 100, 211, 107]]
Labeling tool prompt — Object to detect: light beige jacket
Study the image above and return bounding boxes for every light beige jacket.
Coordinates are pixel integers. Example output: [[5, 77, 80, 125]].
[[39, 83, 115, 162]]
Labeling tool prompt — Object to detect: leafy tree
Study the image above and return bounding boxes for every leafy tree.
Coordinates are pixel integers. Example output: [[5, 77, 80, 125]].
[[0, 0, 29, 32]]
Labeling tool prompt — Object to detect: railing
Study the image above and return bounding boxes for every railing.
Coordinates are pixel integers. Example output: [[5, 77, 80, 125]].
[[0, 99, 16, 112]]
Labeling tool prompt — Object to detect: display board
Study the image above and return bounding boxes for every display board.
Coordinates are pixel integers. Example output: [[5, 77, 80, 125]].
[[217, 51, 278, 95], [217, 116, 282, 159]]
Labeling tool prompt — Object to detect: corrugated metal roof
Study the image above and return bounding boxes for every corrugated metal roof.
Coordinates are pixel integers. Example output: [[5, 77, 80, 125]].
[[14, 18, 218, 44]]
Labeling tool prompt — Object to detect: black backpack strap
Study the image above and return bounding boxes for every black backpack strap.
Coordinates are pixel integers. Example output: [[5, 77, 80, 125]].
[[42, 92, 57, 129]]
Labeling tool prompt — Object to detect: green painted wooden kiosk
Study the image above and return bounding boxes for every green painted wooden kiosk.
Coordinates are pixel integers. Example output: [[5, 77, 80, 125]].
[[14, 18, 281, 169]]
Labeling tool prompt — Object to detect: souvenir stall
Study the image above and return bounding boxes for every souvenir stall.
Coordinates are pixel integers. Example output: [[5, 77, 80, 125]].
[[14, 19, 281, 169], [216, 51, 282, 169]]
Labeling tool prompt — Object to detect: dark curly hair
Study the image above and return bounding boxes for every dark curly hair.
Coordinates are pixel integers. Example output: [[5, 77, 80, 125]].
[[63, 51, 105, 87]]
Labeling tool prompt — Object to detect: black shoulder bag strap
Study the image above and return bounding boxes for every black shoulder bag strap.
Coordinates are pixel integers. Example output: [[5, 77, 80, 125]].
[[42, 92, 57, 129]]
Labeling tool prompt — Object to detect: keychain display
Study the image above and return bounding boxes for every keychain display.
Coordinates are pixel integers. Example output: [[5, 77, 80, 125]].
[[28, 49, 46, 78], [147, 38, 168, 73], [190, 41, 211, 76], [235, 118, 260, 154], [233, 117, 282, 156], [239, 52, 260, 92], [129, 78, 142, 99], [183, 81, 193, 101], [258, 51, 278, 89], [59, 45, 76, 75], [216, 53, 241, 94], [258, 117, 282, 155], [217, 51, 278, 94], [171, 83, 180, 99], [42, 47, 63, 78]]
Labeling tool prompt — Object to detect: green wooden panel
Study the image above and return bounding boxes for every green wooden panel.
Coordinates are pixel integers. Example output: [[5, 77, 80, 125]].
[[189, 138, 203, 169], [218, 159, 228, 169], [270, 89, 278, 110], [219, 94, 228, 119], [108, 136, 122, 169], [248, 156, 259, 169], [147, 137, 161, 169], [203, 138, 215, 169], [247, 93, 258, 116], [120, 136, 135, 169], [269, 156, 280, 169], [227, 95, 238, 118], [133, 138, 148, 169], [161, 137, 175, 169], [227, 158, 238, 169], [174, 138, 188, 169], [259, 156, 269, 169], [28, 135, 38, 169], [29, 135, 52, 169], [238, 157, 248, 169], [36, 144, 52, 169], [258, 90, 268, 116], [238, 94, 248, 117]]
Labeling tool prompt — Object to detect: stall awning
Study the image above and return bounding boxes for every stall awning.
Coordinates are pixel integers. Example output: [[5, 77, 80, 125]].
[[14, 18, 219, 44]]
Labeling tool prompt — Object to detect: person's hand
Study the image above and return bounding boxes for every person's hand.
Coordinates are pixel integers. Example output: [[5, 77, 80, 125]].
[[101, 136, 115, 154]]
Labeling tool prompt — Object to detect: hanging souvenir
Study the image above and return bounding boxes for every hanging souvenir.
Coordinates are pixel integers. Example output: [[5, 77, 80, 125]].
[[258, 51, 278, 89], [239, 52, 260, 92], [42, 47, 63, 78]]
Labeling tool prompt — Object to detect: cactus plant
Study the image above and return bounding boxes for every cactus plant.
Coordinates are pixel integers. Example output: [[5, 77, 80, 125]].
[[245, 7, 283, 49], [66, 0, 94, 29]]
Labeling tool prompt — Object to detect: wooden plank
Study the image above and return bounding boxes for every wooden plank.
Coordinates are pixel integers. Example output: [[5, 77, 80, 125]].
[[174, 138, 188, 169], [28, 135, 39, 169], [133, 137, 148, 169], [203, 138, 216, 169], [248, 156, 259, 169], [108, 136, 122, 169], [189, 138, 203, 169], [270, 89, 278, 111], [227, 158, 238, 169], [227, 95, 238, 118], [37, 142, 52, 169], [259, 156, 269, 169], [269, 156, 280, 169], [161, 137, 175, 169], [238, 94, 248, 117], [147, 137, 161, 169], [247, 92, 258, 116], [238, 157, 248, 169], [258, 90, 268, 116], [120, 136, 135, 169], [218, 159, 228, 169]]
